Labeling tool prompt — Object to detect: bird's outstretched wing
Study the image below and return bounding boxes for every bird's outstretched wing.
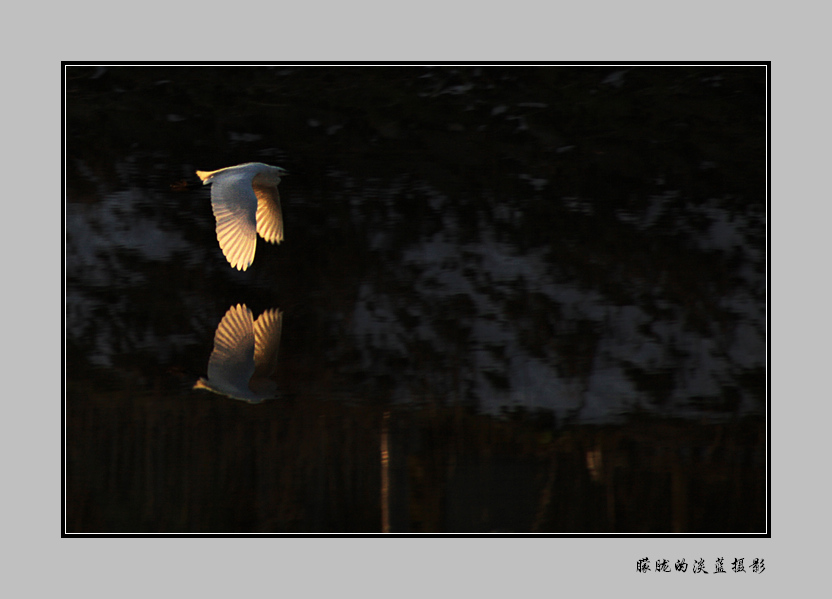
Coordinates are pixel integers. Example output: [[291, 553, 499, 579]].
[[202, 169, 259, 270], [253, 309, 283, 379], [253, 175, 284, 244], [205, 304, 256, 392]]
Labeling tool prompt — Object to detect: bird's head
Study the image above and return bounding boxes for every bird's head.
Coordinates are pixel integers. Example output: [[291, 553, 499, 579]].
[[261, 164, 288, 185]]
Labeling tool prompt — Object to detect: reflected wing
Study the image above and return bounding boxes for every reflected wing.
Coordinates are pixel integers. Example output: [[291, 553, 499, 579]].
[[253, 181, 284, 244], [253, 309, 283, 379], [208, 171, 259, 270], [206, 304, 256, 391]]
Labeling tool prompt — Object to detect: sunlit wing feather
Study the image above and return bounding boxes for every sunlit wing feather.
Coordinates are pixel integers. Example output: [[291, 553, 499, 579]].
[[253, 178, 284, 243], [206, 304, 256, 391], [203, 169, 259, 270], [253, 309, 283, 379]]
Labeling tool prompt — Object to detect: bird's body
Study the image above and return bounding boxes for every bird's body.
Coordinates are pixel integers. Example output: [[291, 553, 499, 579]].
[[196, 162, 287, 271]]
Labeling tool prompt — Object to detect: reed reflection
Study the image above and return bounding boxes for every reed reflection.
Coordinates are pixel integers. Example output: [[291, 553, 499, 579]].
[[194, 304, 282, 403]]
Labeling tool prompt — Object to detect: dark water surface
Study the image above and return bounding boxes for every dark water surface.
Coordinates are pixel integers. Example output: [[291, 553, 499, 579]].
[[65, 65, 767, 533]]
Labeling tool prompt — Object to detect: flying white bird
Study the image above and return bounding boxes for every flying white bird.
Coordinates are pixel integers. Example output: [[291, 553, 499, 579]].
[[196, 162, 287, 270], [194, 304, 283, 403]]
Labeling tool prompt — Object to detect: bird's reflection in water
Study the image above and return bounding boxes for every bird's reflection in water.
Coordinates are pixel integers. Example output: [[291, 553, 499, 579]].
[[194, 304, 282, 403]]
